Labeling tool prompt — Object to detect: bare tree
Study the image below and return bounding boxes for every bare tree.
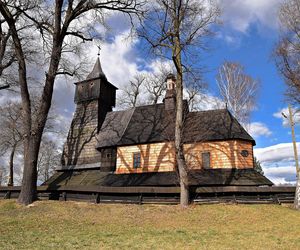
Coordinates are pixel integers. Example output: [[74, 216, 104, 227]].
[[0, 12, 16, 77], [0, 98, 57, 186], [0, 165, 6, 185], [0, 0, 144, 205], [184, 73, 207, 111], [145, 63, 170, 104], [37, 138, 60, 183], [0, 102, 23, 186], [139, 0, 220, 207], [119, 69, 205, 110], [118, 64, 170, 108], [118, 73, 147, 108], [216, 61, 259, 125], [275, 0, 300, 105]]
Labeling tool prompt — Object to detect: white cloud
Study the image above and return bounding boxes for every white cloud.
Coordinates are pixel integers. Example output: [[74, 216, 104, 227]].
[[247, 122, 272, 138], [219, 0, 283, 32], [84, 31, 142, 89], [254, 142, 299, 185], [216, 31, 242, 47], [264, 166, 297, 185], [254, 142, 300, 163], [224, 35, 238, 45], [0, 91, 20, 106], [273, 107, 300, 127], [188, 92, 224, 111]]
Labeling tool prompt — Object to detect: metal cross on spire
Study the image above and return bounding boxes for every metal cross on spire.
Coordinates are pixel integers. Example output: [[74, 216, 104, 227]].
[[97, 45, 101, 57]]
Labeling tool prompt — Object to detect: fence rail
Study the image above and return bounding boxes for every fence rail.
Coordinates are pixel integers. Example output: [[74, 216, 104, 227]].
[[0, 185, 296, 205]]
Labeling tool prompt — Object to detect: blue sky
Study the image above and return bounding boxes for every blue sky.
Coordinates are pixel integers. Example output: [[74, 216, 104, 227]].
[[205, 24, 286, 148]]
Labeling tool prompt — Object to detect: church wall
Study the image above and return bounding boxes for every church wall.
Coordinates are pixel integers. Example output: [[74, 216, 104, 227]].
[[115, 140, 253, 174], [61, 100, 101, 166], [184, 140, 253, 170], [115, 143, 176, 174]]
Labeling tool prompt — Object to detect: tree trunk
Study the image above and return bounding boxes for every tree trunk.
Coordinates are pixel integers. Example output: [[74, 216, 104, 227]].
[[0, 3, 33, 204], [175, 95, 189, 207], [177, 150, 189, 206], [17, 136, 41, 205], [7, 143, 17, 186], [17, 1, 63, 205], [173, 52, 189, 207], [173, 9, 189, 207], [294, 175, 300, 210]]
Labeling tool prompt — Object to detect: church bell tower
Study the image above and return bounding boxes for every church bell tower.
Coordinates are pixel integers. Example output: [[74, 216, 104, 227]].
[[61, 57, 117, 168]]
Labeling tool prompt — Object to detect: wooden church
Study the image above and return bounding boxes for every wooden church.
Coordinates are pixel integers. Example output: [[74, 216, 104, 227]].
[[45, 58, 272, 188]]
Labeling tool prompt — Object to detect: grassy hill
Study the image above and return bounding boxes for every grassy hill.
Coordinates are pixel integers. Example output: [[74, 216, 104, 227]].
[[0, 200, 299, 249]]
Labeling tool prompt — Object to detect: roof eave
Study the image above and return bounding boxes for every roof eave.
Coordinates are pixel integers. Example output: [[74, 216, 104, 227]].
[[73, 77, 118, 90]]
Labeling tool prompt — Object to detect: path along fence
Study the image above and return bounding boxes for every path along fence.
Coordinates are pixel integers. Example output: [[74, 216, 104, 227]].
[[0, 185, 295, 205]]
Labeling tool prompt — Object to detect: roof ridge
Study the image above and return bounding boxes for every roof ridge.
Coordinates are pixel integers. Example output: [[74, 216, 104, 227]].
[[134, 102, 164, 109], [189, 108, 227, 114]]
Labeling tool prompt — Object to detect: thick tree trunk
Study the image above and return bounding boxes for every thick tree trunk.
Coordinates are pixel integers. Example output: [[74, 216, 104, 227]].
[[294, 175, 300, 210], [7, 143, 16, 186], [177, 150, 189, 206], [15, 1, 63, 205], [0, 3, 33, 204], [17, 136, 41, 205]]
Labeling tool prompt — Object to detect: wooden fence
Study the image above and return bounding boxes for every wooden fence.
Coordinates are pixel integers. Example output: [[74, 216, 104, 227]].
[[0, 185, 295, 205]]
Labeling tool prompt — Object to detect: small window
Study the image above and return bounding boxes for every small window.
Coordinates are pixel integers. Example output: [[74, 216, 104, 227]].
[[133, 152, 141, 169], [106, 153, 111, 158], [241, 150, 249, 157], [202, 152, 210, 169]]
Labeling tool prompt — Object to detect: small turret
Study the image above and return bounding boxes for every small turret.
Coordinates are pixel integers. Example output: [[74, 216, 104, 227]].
[[164, 73, 176, 110]]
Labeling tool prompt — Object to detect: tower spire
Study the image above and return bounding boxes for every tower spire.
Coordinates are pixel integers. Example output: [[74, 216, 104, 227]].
[[87, 55, 106, 80]]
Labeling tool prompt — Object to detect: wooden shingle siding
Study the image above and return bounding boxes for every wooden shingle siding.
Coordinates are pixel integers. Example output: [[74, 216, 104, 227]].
[[115, 140, 253, 174], [184, 140, 253, 169], [116, 143, 176, 174], [61, 100, 102, 166]]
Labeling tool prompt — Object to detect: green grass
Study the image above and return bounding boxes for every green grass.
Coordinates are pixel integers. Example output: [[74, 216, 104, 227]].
[[0, 200, 299, 250]]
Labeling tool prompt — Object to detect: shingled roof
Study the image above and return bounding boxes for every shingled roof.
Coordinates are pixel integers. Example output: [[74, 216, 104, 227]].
[[183, 109, 255, 144], [96, 103, 255, 149], [96, 108, 134, 148], [44, 169, 273, 187], [87, 57, 106, 80]]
